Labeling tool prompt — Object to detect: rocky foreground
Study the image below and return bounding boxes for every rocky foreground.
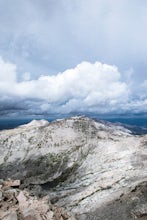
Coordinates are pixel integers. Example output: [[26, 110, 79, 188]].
[[0, 116, 147, 220], [0, 178, 75, 220]]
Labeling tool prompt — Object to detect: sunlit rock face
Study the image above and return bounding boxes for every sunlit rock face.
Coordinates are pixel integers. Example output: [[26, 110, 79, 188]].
[[0, 116, 147, 220]]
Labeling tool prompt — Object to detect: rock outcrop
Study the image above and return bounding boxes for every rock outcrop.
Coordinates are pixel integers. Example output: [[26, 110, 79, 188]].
[[0, 116, 147, 219], [0, 178, 75, 220]]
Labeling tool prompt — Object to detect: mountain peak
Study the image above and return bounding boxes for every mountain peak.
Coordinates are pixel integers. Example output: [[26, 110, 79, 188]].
[[0, 117, 146, 219]]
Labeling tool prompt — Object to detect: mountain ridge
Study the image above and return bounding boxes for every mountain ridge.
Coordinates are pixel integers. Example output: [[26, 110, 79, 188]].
[[0, 116, 147, 219]]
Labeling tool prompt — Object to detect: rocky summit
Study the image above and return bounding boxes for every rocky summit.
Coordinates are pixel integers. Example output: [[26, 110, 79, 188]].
[[0, 116, 147, 220]]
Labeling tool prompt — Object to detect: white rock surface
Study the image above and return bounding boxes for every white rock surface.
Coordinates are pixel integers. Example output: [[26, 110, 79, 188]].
[[0, 116, 146, 219]]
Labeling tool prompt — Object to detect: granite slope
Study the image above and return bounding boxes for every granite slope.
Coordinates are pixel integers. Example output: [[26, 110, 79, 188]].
[[0, 116, 146, 219]]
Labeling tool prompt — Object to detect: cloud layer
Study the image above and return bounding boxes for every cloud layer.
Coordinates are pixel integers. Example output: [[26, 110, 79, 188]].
[[0, 0, 147, 82], [0, 57, 146, 117]]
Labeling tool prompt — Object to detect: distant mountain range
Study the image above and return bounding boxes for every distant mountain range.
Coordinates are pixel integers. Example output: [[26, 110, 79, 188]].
[[0, 114, 147, 134]]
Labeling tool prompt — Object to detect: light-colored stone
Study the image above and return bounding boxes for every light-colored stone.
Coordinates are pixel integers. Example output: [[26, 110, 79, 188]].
[[0, 116, 146, 219], [0, 211, 7, 219], [46, 211, 54, 219], [4, 179, 20, 188], [22, 208, 41, 220], [2, 211, 17, 220], [0, 179, 4, 185], [0, 189, 2, 200], [5, 188, 17, 196], [16, 191, 29, 210]]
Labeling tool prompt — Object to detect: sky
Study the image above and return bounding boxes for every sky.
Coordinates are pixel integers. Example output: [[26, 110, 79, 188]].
[[0, 0, 147, 117]]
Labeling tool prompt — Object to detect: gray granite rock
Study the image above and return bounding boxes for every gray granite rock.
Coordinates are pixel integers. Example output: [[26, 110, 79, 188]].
[[0, 116, 146, 219]]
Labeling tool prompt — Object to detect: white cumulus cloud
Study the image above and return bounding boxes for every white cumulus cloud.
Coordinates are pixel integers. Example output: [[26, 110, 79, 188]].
[[0, 56, 146, 116]]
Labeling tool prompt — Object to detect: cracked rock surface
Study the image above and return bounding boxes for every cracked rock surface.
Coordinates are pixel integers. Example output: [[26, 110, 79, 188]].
[[0, 116, 147, 219]]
